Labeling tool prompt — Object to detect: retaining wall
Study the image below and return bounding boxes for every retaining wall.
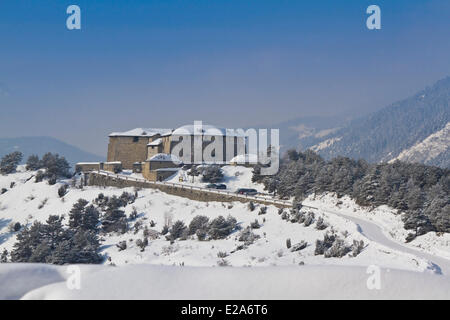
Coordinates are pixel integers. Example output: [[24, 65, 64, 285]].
[[87, 172, 291, 208]]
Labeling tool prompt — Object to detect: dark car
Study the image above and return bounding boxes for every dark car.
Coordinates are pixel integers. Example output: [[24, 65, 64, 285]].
[[206, 183, 227, 190], [236, 188, 258, 196]]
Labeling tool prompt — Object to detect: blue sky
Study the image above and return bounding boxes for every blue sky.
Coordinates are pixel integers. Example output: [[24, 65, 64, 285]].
[[0, 0, 449, 155]]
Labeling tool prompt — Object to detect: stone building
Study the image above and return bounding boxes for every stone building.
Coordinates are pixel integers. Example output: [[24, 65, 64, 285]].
[[105, 123, 247, 181], [107, 128, 173, 169]]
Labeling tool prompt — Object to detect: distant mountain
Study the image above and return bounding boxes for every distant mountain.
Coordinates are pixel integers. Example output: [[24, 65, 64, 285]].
[[0, 136, 104, 167], [305, 77, 450, 168], [266, 115, 352, 154]]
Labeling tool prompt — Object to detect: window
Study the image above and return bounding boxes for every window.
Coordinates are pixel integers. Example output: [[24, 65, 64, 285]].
[[133, 136, 139, 142]]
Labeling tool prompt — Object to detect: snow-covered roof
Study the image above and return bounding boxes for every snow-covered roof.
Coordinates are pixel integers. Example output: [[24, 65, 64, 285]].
[[109, 125, 247, 138], [172, 124, 246, 137], [76, 162, 101, 165], [148, 153, 181, 164], [109, 128, 172, 137], [148, 138, 162, 146]]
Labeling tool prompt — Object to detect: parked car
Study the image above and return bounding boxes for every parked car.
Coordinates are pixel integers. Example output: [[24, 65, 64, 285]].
[[206, 183, 227, 190], [236, 188, 258, 196]]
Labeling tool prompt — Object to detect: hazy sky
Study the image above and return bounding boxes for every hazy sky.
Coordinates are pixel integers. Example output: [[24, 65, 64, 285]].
[[1, 0, 450, 156]]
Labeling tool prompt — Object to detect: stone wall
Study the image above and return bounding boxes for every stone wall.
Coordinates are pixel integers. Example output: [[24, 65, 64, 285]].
[[75, 163, 100, 173], [87, 172, 291, 208], [103, 162, 122, 173], [107, 136, 149, 169]]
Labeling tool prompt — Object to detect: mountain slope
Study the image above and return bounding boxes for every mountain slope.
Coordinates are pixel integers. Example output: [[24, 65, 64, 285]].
[[390, 122, 450, 167], [0, 137, 104, 167], [265, 115, 351, 153], [309, 77, 450, 167]]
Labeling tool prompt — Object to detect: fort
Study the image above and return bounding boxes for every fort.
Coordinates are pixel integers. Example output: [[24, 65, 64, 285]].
[[76, 122, 253, 181]]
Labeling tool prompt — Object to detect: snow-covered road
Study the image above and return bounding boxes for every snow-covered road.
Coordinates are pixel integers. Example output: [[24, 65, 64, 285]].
[[306, 203, 450, 275]]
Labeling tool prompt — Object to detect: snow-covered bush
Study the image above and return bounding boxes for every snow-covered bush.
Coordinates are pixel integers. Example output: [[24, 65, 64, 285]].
[[116, 241, 127, 251], [188, 215, 209, 235], [58, 184, 68, 198], [8, 222, 21, 233], [286, 238, 291, 249], [161, 225, 169, 235], [167, 220, 187, 240], [217, 251, 228, 258], [25, 154, 42, 171], [324, 239, 351, 258], [258, 206, 267, 215], [217, 258, 230, 267], [248, 201, 255, 211], [314, 232, 336, 255], [35, 170, 45, 183], [208, 215, 238, 240], [200, 165, 224, 183], [290, 241, 308, 252], [315, 217, 328, 230], [238, 227, 260, 245], [129, 206, 138, 220], [289, 210, 301, 223], [136, 238, 148, 252], [303, 212, 315, 227], [250, 219, 260, 229], [0, 249, 8, 263], [351, 240, 365, 257], [196, 228, 207, 241]]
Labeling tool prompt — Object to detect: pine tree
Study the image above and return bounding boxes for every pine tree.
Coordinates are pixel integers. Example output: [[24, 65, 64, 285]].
[[0, 151, 23, 174]]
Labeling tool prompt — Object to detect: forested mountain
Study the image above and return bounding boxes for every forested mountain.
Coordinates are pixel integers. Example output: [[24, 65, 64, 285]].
[[254, 150, 450, 238], [297, 77, 450, 168]]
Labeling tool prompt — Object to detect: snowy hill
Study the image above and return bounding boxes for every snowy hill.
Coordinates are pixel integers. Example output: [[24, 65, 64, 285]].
[[0, 166, 449, 299]]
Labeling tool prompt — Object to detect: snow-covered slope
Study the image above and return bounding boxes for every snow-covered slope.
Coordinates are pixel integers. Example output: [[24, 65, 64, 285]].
[[1, 263, 449, 300], [0, 166, 449, 299], [390, 122, 450, 166], [166, 165, 267, 193]]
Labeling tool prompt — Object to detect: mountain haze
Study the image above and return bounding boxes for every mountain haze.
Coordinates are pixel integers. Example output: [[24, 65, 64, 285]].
[[0, 136, 104, 167], [301, 77, 450, 168]]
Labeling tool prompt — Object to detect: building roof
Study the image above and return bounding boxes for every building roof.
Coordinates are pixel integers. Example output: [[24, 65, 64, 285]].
[[172, 124, 246, 137], [148, 153, 182, 164], [109, 128, 172, 137], [147, 138, 162, 146], [109, 124, 246, 138]]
